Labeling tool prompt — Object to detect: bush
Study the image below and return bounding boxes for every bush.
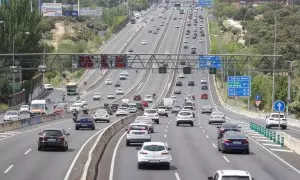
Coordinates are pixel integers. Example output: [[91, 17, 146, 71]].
[[289, 101, 300, 118]]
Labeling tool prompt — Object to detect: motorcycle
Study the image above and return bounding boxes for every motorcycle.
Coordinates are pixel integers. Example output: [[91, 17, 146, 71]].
[[72, 114, 77, 122]]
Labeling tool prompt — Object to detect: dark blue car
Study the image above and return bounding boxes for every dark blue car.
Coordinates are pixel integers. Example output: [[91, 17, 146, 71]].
[[218, 131, 249, 154], [75, 115, 95, 130]]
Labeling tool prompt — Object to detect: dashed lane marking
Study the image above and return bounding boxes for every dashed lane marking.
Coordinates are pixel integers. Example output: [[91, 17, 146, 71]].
[[223, 156, 230, 163], [206, 135, 210, 139], [175, 172, 181, 180], [212, 143, 217, 148], [270, 149, 294, 153], [263, 143, 282, 147], [164, 134, 167, 138], [4, 165, 14, 174], [24, 149, 32, 155], [0, 131, 20, 140]]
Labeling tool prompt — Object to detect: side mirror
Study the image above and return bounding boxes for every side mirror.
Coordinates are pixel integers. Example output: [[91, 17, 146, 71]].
[[136, 147, 141, 150], [66, 133, 70, 136], [208, 177, 213, 180], [167, 147, 171, 150], [125, 128, 128, 131], [38, 132, 42, 135]]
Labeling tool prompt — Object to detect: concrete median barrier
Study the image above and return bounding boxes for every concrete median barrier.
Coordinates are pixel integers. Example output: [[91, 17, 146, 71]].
[[278, 131, 300, 155], [80, 113, 140, 180]]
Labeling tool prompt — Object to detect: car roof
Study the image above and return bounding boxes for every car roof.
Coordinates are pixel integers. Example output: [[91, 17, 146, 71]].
[[143, 142, 166, 146], [43, 128, 64, 131], [218, 170, 250, 176]]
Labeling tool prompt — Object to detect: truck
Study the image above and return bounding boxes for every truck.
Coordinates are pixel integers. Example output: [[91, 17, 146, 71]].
[[163, 98, 174, 110]]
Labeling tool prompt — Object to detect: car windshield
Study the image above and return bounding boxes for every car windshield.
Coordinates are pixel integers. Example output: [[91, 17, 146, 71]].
[[222, 124, 239, 129], [201, 80, 208, 84], [129, 104, 136, 108], [21, 105, 29, 108], [179, 111, 192, 116], [94, 93, 101, 96], [118, 107, 127, 110], [173, 106, 180, 109], [5, 111, 18, 115], [184, 106, 193, 110], [31, 103, 45, 109], [96, 110, 106, 115], [143, 145, 166, 151], [42, 130, 62, 137], [117, 88, 123, 91], [146, 109, 156, 113], [270, 114, 285, 118], [72, 104, 81, 107], [221, 176, 250, 180], [109, 94, 114, 96]]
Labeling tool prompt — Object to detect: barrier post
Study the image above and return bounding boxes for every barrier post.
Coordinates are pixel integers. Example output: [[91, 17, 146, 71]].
[[273, 132, 276, 142], [280, 136, 284, 147], [276, 134, 281, 144]]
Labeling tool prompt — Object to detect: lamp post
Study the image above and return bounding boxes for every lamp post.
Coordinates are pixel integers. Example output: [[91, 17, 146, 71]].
[[271, 15, 277, 111], [12, 31, 30, 105]]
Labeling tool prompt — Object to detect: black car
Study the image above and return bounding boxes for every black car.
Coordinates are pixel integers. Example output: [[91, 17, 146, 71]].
[[103, 106, 113, 115], [38, 128, 69, 151], [111, 104, 119, 112], [188, 81, 195, 86], [128, 48, 133, 52], [75, 115, 96, 130], [180, 60, 186, 65], [217, 123, 241, 139], [201, 85, 208, 90], [184, 45, 188, 49], [176, 81, 182, 86], [115, 81, 121, 87], [218, 131, 249, 154], [174, 89, 181, 94]]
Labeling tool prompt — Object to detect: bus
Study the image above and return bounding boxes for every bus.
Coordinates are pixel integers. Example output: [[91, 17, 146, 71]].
[[130, 18, 136, 24], [174, 3, 181, 10], [180, 9, 184, 14], [66, 82, 78, 96]]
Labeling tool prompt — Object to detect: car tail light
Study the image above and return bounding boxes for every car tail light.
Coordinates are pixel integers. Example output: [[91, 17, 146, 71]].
[[140, 151, 147, 154], [242, 139, 249, 144], [223, 139, 232, 143], [220, 129, 225, 133], [58, 136, 65, 141], [39, 136, 47, 141], [162, 151, 169, 155]]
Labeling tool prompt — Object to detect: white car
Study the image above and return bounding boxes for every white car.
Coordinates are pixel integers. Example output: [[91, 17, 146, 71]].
[[141, 40, 147, 45], [126, 123, 151, 146], [116, 88, 124, 95], [105, 79, 112, 85], [128, 103, 138, 113], [94, 109, 110, 123], [93, 93, 102, 100], [116, 107, 129, 116], [144, 109, 159, 124], [44, 84, 53, 90], [137, 142, 172, 169], [81, 100, 88, 106], [265, 113, 287, 129], [144, 95, 154, 103], [107, 94, 115, 99], [120, 74, 126, 80], [199, 38, 204, 43], [179, 73, 185, 78], [183, 105, 195, 111], [4, 110, 20, 122], [134, 116, 154, 133], [121, 71, 129, 76], [201, 105, 213, 114], [69, 103, 83, 112], [209, 111, 226, 124], [176, 111, 194, 126], [19, 105, 30, 113], [178, 16, 182, 19], [157, 106, 168, 117], [208, 170, 253, 180]]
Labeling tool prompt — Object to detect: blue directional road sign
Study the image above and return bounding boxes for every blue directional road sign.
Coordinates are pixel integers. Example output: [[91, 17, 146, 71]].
[[273, 100, 286, 113], [254, 94, 262, 101], [198, 56, 222, 69], [227, 76, 251, 97], [199, 0, 212, 7]]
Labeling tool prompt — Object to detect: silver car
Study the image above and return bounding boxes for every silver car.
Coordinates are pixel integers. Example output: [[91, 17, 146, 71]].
[[135, 116, 154, 133], [209, 111, 226, 124], [202, 105, 213, 114]]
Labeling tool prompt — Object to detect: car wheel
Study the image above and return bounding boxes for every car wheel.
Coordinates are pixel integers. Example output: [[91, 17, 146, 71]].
[[126, 140, 130, 146], [201, 112, 203, 114], [165, 163, 170, 170], [176, 122, 179, 126], [221, 149, 226, 154], [116, 114, 119, 117], [151, 129, 154, 133], [208, 122, 211, 124], [64, 144, 69, 151], [265, 125, 270, 129], [282, 126, 287, 130], [245, 149, 250, 154], [38, 146, 43, 151], [92, 127, 95, 130], [156, 120, 159, 124], [218, 146, 221, 151], [191, 123, 194, 127], [165, 114, 168, 117], [75, 127, 79, 130], [107, 120, 110, 123], [137, 163, 143, 169]]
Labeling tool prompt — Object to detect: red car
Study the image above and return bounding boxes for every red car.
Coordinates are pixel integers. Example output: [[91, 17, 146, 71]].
[[201, 93, 208, 99], [142, 101, 149, 107], [134, 95, 142, 101]]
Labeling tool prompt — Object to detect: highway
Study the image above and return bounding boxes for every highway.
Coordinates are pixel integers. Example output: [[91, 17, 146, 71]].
[[110, 7, 300, 180], [0, 6, 180, 180]]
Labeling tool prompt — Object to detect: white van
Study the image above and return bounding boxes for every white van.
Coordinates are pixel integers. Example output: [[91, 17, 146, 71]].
[[30, 99, 52, 115]]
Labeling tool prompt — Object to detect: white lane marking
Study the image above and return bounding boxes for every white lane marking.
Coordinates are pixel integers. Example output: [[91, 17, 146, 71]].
[[247, 135, 300, 174], [270, 149, 294, 153], [166, 125, 169, 128], [175, 172, 181, 180], [64, 129, 104, 180], [109, 132, 127, 180], [202, 130, 205, 133], [164, 134, 167, 138], [4, 165, 14, 174], [212, 143, 217, 149], [255, 139, 273, 142], [263, 143, 281, 147], [200, 126, 203, 128], [24, 149, 32, 155], [168, 122, 170, 125], [206, 135, 210, 139], [165, 129, 168, 133], [68, 128, 72, 130], [223, 156, 230, 163]]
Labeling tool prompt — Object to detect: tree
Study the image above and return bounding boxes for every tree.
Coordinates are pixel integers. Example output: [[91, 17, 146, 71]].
[[45, 71, 57, 84], [128, 0, 149, 12]]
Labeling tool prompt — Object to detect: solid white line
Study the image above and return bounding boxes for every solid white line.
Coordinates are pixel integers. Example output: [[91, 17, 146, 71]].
[[175, 172, 181, 180], [109, 132, 126, 180], [4, 165, 14, 174], [270, 149, 294, 153], [164, 134, 167, 138], [64, 129, 104, 180], [212, 143, 217, 149], [223, 156, 230, 163], [263, 143, 281, 147], [206, 135, 210, 139], [165, 129, 168, 133], [200, 126, 203, 128], [166, 125, 169, 128], [247, 135, 300, 174], [24, 149, 32, 155]]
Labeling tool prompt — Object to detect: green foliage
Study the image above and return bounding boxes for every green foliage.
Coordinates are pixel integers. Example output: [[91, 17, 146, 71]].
[[289, 101, 300, 118], [45, 71, 57, 84], [128, 0, 149, 12]]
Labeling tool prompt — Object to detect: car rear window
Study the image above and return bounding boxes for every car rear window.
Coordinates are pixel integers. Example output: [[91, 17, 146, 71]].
[[146, 110, 156, 113], [129, 125, 148, 130], [221, 176, 250, 180], [143, 145, 166, 151], [43, 130, 62, 137], [78, 118, 93, 123], [184, 106, 193, 110], [179, 112, 192, 116], [222, 124, 239, 129], [158, 106, 167, 109], [96, 110, 106, 115], [225, 133, 246, 139], [270, 114, 285, 118]]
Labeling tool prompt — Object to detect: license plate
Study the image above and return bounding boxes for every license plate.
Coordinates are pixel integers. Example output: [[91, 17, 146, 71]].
[[150, 160, 160, 163], [233, 141, 241, 144], [48, 139, 56, 142], [81, 125, 88, 126]]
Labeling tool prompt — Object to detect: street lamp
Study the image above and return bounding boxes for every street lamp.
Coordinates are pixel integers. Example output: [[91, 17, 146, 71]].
[[271, 14, 277, 111], [12, 31, 30, 105]]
